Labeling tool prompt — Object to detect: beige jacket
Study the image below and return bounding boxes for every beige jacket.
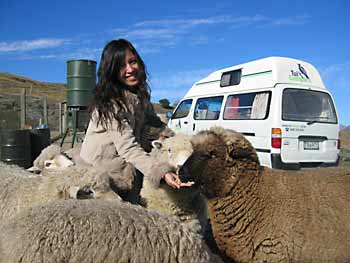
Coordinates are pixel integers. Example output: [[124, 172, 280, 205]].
[[80, 90, 174, 187]]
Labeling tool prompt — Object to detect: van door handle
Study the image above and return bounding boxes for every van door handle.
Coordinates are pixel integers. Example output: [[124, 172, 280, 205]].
[[193, 123, 195, 131]]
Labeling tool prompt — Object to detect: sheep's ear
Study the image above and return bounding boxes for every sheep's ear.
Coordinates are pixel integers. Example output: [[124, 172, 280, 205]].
[[151, 140, 163, 149], [229, 148, 252, 160], [55, 154, 74, 168], [27, 166, 42, 174]]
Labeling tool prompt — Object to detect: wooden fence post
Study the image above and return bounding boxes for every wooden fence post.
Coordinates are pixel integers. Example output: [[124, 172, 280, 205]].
[[20, 88, 26, 129], [43, 96, 48, 125], [63, 102, 67, 132]]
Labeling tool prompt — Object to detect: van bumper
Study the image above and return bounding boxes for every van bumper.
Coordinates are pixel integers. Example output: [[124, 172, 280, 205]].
[[270, 154, 340, 170], [271, 154, 300, 170]]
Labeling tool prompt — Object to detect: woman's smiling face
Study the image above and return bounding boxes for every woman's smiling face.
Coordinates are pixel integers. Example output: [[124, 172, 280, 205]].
[[119, 49, 140, 87]]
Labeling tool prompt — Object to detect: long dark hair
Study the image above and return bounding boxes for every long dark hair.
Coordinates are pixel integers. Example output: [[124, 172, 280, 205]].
[[89, 39, 151, 129]]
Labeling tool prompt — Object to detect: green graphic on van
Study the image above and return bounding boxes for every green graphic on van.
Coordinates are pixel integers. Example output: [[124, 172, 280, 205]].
[[241, 70, 272, 78]]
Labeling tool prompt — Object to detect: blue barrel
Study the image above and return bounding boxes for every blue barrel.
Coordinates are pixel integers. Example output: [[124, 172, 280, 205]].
[[0, 129, 32, 168]]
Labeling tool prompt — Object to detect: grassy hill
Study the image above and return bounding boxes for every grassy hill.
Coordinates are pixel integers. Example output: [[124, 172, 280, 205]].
[[0, 72, 66, 102]]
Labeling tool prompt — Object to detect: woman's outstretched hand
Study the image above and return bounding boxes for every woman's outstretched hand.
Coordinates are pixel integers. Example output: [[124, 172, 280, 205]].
[[164, 172, 194, 189]]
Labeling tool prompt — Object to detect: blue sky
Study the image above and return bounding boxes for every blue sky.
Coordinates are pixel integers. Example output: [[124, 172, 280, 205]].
[[0, 0, 349, 125]]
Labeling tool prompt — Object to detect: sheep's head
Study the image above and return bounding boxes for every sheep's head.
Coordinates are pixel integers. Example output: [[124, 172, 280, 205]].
[[151, 134, 193, 173], [184, 127, 260, 199], [43, 154, 74, 171]]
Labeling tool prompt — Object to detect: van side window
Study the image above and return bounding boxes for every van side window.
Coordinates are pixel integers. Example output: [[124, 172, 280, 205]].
[[223, 91, 270, 120], [172, 99, 193, 119], [194, 96, 223, 120], [220, 69, 241, 87]]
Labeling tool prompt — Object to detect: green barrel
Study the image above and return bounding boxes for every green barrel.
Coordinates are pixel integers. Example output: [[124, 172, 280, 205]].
[[0, 129, 32, 168], [67, 59, 97, 107]]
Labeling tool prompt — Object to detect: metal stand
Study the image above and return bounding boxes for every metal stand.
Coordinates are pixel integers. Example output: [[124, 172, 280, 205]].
[[60, 108, 88, 148]]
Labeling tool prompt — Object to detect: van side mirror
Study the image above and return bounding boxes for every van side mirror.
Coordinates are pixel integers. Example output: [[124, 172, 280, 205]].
[[166, 111, 173, 119]]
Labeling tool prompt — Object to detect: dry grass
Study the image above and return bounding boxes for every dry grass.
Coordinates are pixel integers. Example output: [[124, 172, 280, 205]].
[[0, 72, 66, 102]]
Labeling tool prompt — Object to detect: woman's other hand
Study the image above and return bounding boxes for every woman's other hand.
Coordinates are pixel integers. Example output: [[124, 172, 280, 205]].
[[163, 173, 194, 189]]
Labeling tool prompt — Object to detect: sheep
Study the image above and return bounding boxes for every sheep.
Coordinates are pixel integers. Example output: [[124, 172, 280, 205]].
[[140, 134, 208, 234], [27, 138, 204, 228], [29, 137, 209, 231], [185, 126, 350, 263], [28, 136, 209, 233], [0, 199, 223, 263], [0, 158, 135, 220], [27, 144, 86, 172]]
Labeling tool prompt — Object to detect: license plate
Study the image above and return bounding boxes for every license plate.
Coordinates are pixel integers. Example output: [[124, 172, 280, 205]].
[[304, 141, 319, 150]]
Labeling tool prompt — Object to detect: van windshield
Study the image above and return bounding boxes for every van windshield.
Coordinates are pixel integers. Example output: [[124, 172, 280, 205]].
[[282, 88, 337, 124], [172, 99, 193, 119]]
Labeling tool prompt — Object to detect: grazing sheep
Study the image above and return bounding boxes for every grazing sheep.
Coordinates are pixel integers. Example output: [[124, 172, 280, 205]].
[[185, 127, 350, 263], [0, 199, 222, 263], [141, 134, 208, 234], [0, 158, 134, 220]]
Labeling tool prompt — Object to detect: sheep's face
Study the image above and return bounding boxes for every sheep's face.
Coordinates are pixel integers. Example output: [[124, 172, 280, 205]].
[[185, 127, 259, 199], [151, 134, 193, 173], [43, 154, 74, 171]]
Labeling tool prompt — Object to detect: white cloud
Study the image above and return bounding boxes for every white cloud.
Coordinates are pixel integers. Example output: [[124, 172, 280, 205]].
[[59, 47, 101, 61], [319, 61, 350, 125], [321, 62, 350, 91], [270, 15, 310, 26], [151, 68, 214, 88], [110, 14, 309, 53], [0, 38, 68, 52], [150, 68, 215, 101], [119, 28, 178, 40], [134, 16, 234, 28], [0, 14, 310, 59], [132, 14, 307, 31], [13, 48, 101, 61]]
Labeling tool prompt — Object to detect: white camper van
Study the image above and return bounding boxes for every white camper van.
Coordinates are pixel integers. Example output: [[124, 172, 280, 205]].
[[167, 57, 340, 169]]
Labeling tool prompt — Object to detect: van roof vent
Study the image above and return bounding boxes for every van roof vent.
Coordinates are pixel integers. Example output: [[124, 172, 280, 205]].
[[220, 69, 241, 87]]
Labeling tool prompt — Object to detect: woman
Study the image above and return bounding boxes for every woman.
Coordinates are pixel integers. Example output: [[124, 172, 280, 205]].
[[79, 39, 192, 202]]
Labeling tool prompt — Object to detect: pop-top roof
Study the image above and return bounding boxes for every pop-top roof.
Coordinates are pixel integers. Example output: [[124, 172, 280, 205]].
[[185, 57, 326, 98]]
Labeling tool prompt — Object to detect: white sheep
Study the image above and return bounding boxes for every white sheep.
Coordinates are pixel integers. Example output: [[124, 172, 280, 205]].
[[141, 134, 208, 234], [0, 158, 134, 220], [0, 199, 223, 263], [27, 144, 86, 173], [31, 137, 207, 233], [185, 126, 350, 263], [28, 138, 208, 234]]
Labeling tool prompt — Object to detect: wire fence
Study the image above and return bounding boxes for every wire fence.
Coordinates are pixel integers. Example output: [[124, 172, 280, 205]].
[[0, 90, 64, 133]]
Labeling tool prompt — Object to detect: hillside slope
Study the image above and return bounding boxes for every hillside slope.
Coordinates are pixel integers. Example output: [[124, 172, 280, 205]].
[[0, 72, 66, 102]]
